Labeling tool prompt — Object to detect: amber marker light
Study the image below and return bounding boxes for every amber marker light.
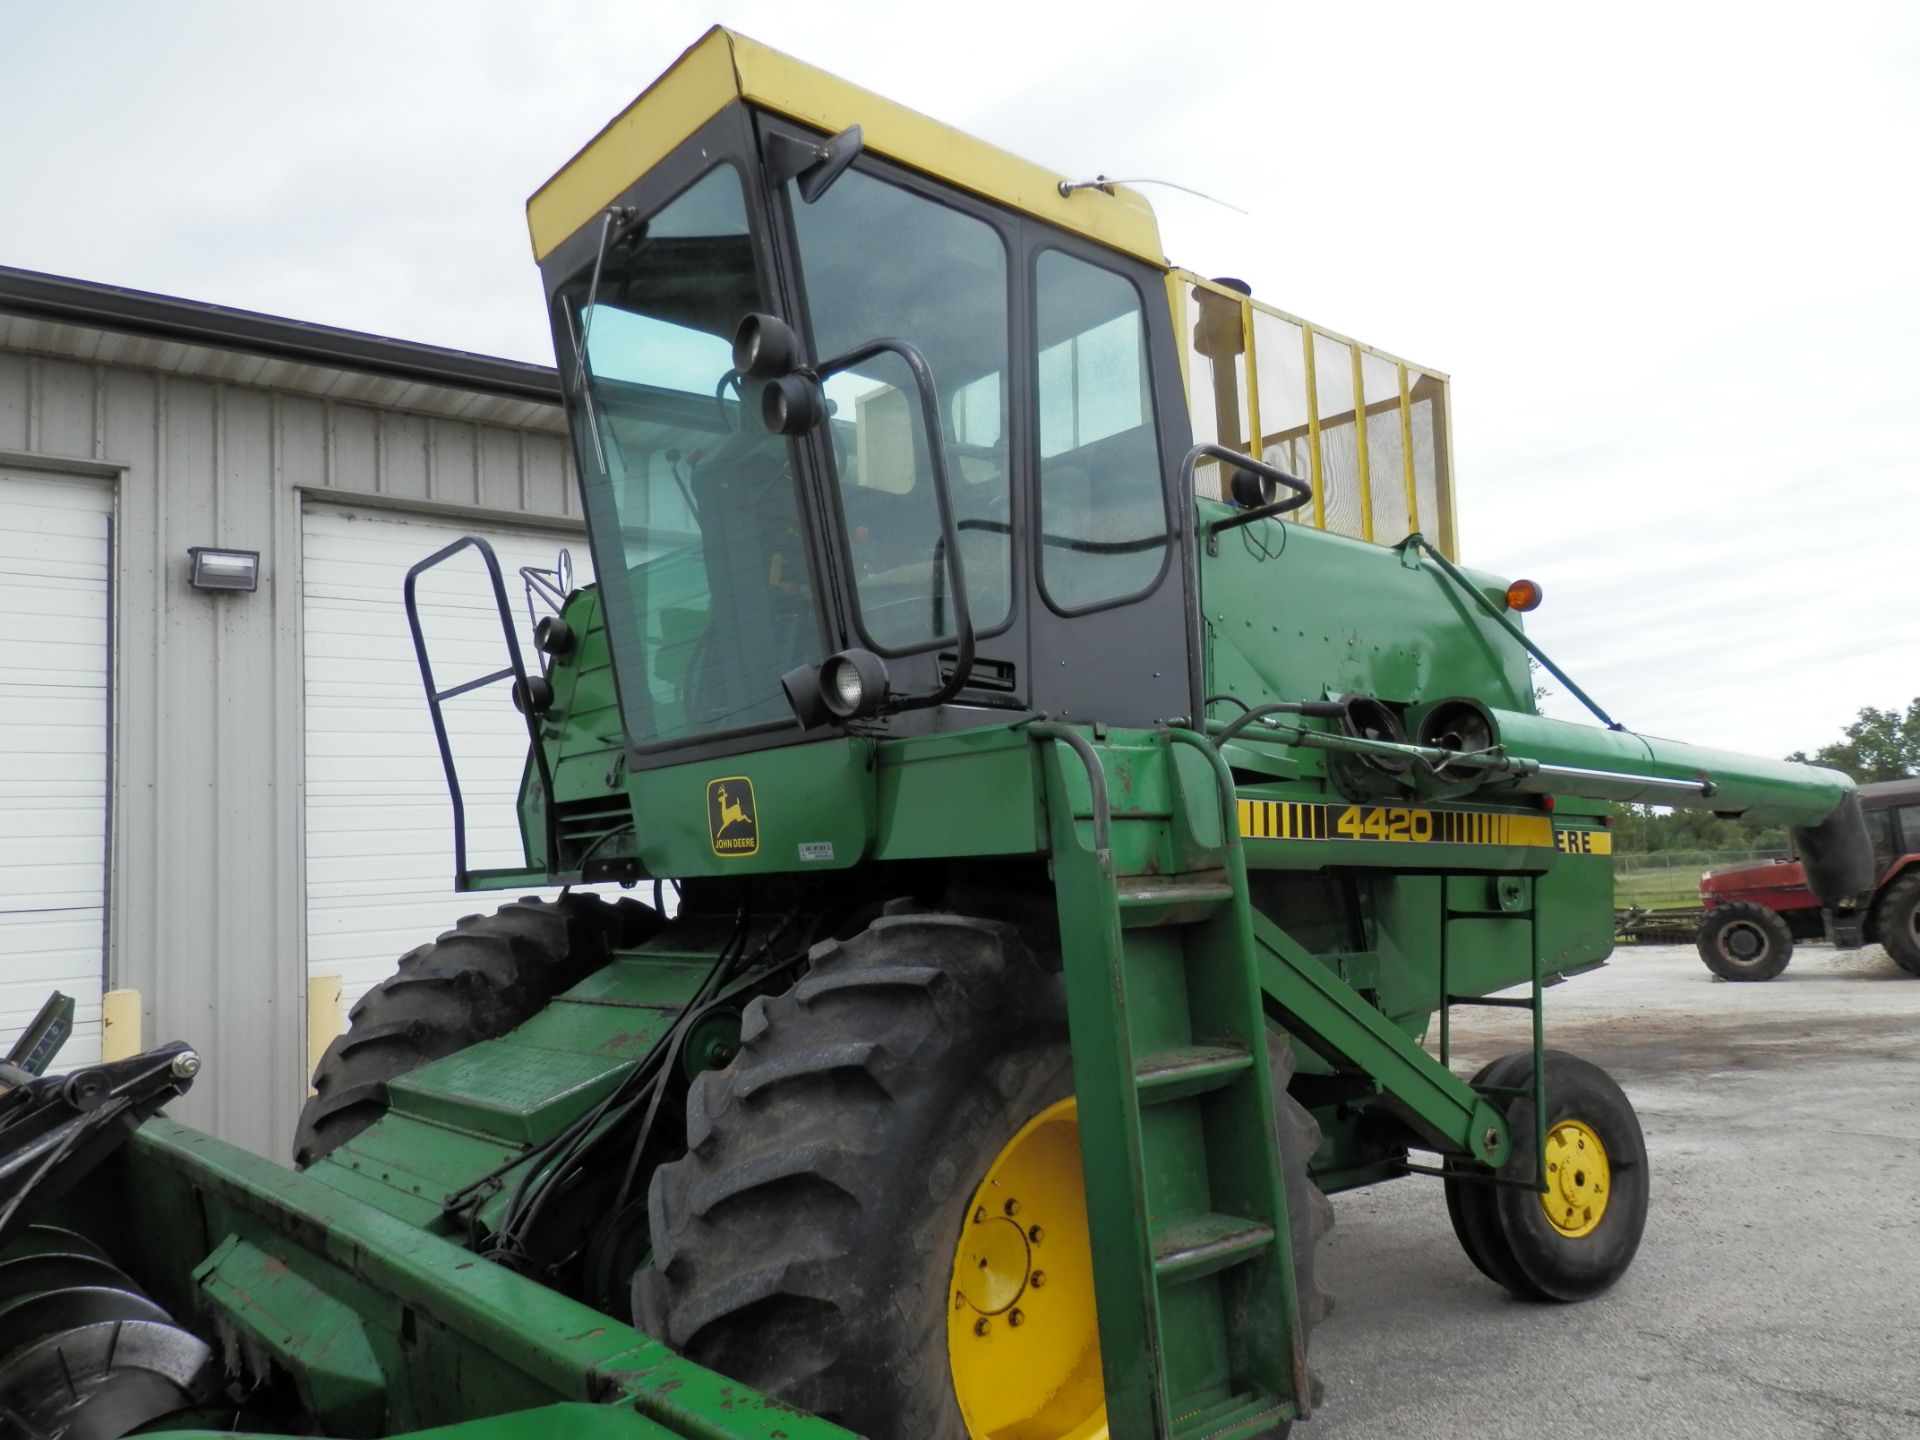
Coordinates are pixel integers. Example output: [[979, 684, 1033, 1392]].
[[1506, 578, 1544, 611]]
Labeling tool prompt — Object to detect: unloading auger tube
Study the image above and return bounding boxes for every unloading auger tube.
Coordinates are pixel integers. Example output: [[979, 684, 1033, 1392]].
[[1226, 699, 1874, 908]]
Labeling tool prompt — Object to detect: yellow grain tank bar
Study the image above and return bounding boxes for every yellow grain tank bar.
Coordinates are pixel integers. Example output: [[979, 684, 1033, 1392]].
[[526, 27, 1163, 267], [1172, 270, 1460, 558]]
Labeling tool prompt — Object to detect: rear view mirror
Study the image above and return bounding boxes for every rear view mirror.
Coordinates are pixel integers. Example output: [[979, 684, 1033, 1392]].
[[765, 125, 865, 204], [1229, 468, 1277, 509]]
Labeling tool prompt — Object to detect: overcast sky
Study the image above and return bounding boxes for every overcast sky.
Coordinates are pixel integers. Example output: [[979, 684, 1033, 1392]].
[[5, 1, 1915, 760]]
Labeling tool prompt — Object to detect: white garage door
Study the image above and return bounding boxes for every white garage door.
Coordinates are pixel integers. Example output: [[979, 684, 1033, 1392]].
[[302, 504, 597, 1012], [0, 472, 111, 1066]]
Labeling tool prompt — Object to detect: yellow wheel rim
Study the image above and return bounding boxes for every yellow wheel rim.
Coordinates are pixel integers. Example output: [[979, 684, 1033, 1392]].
[[1540, 1118, 1611, 1239], [947, 1097, 1107, 1440]]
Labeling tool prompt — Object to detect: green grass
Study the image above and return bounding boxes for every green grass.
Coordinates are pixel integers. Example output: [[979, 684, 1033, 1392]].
[[1612, 866, 1705, 910]]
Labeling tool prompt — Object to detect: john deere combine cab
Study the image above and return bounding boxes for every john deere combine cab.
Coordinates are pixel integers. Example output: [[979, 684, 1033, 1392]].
[[0, 28, 1877, 1440]]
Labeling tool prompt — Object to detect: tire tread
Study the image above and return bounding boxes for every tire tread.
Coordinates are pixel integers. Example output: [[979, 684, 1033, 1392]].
[[293, 893, 657, 1167]]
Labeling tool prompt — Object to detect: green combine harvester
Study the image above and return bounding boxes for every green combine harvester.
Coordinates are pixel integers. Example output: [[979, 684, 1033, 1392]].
[[0, 29, 1876, 1440]]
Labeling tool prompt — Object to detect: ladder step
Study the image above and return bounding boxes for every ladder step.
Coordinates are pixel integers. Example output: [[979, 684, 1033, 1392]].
[[1151, 1212, 1276, 1283], [1174, 1393, 1292, 1440], [1134, 1044, 1254, 1104], [1115, 876, 1236, 927]]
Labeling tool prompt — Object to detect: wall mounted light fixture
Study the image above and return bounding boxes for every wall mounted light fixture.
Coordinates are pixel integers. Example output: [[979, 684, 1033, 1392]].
[[187, 547, 261, 593]]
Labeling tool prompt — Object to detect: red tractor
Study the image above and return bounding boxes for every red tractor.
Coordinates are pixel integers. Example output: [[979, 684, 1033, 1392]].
[[1697, 777, 1920, 979]]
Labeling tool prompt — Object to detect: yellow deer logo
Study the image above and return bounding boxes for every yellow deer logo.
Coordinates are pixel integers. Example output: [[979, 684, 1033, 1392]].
[[707, 777, 759, 856], [714, 785, 749, 834]]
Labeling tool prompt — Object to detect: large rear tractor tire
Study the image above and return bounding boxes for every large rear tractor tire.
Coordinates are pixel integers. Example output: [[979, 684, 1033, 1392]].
[[1696, 901, 1794, 981], [1874, 873, 1920, 976], [1445, 1050, 1649, 1302], [294, 893, 659, 1168], [636, 905, 1332, 1438]]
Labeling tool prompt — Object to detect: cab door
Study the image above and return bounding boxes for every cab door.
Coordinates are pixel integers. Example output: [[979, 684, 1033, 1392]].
[[758, 115, 1029, 715], [757, 114, 1198, 731], [1021, 233, 1198, 727]]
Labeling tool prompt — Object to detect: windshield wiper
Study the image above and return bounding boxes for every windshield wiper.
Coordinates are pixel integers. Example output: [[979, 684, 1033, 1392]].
[[566, 205, 639, 475]]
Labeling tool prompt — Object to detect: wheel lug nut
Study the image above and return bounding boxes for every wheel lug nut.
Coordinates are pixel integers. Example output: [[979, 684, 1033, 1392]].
[[1004, 1199, 1020, 1216], [1030, 1271, 1046, 1288], [974, 1318, 990, 1336], [1029, 1225, 1044, 1244], [1009, 1309, 1025, 1327], [973, 1207, 987, 1224]]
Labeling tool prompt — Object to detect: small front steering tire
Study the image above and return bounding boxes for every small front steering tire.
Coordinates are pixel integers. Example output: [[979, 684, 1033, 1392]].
[[1696, 901, 1794, 982], [1445, 1050, 1650, 1302]]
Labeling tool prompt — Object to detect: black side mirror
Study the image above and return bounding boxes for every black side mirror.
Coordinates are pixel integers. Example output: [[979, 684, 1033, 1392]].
[[1229, 467, 1277, 509], [766, 125, 864, 204]]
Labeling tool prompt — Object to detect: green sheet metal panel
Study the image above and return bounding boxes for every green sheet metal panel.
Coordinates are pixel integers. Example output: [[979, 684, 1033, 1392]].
[[113, 1122, 856, 1439], [1199, 512, 1531, 732]]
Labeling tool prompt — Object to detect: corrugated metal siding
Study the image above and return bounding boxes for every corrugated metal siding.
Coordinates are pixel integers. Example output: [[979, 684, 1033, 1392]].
[[0, 345, 576, 1159], [0, 312, 565, 434]]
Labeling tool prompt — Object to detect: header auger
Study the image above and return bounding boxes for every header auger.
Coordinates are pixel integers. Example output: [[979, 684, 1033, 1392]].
[[0, 27, 1870, 1440]]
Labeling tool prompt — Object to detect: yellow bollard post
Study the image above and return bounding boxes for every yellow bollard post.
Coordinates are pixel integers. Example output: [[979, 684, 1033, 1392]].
[[101, 989, 142, 1061], [307, 974, 344, 1093]]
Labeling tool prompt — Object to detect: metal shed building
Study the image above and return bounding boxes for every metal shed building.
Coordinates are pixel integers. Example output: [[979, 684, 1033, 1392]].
[[0, 266, 583, 1160]]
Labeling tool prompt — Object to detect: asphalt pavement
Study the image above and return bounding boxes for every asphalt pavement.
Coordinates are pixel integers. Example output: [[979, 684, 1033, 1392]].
[[1305, 941, 1920, 1440]]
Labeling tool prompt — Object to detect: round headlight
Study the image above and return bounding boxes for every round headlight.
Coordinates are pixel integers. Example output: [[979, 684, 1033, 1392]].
[[818, 648, 890, 720], [762, 373, 825, 436], [827, 659, 865, 712], [732, 312, 800, 379]]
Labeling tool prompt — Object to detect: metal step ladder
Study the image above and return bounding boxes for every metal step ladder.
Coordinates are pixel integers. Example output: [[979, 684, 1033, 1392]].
[[1032, 724, 1307, 1440], [1427, 881, 1550, 1197]]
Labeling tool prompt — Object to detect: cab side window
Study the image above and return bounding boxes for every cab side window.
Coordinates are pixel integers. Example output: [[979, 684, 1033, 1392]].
[[1893, 806, 1920, 861], [1034, 249, 1169, 612]]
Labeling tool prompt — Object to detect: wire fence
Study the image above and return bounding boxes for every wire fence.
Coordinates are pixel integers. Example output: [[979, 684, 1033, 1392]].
[[1611, 850, 1790, 910]]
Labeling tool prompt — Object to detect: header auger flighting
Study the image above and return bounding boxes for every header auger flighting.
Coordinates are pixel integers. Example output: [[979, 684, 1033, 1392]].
[[0, 27, 1872, 1440]]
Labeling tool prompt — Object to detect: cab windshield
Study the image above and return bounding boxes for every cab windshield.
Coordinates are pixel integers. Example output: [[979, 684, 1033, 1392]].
[[570, 165, 817, 746]]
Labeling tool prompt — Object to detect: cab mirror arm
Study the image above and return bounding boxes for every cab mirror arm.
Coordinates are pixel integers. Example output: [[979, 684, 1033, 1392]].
[[815, 337, 976, 711], [732, 315, 977, 714], [1191, 444, 1313, 554]]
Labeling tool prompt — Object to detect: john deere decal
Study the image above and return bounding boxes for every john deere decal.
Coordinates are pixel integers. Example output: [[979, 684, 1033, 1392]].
[[707, 777, 759, 856]]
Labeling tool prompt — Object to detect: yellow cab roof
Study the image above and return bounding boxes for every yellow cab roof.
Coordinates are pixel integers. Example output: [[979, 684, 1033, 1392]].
[[525, 27, 1164, 267]]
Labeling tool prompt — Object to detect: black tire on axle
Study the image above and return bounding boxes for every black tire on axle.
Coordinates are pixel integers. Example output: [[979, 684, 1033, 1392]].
[[1874, 872, 1920, 976], [293, 893, 659, 1168], [1443, 1049, 1648, 1302], [1696, 900, 1794, 981], [635, 905, 1332, 1438], [1445, 1053, 1537, 1297]]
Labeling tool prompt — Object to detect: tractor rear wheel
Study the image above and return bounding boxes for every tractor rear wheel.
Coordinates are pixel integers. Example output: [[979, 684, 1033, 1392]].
[[1875, 873, 1920, 975], [293, 893, 658, 1168], [1696, 901, 1794, 981], [636, 905, 1332, 1438], [1444, 1050, 1648, 1302]]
